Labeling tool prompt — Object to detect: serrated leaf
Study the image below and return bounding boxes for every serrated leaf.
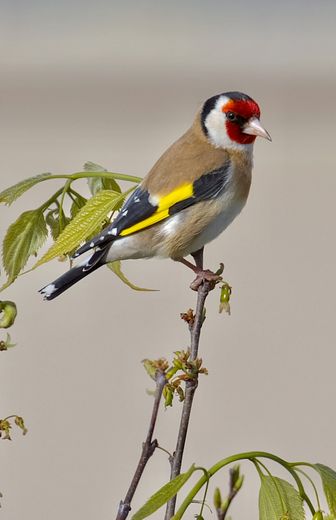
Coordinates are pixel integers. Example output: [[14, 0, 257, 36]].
[[315, 464, 336, 516], [132, 465, 195, 520], [84, 161, 122, 197], [0, 173, 52, 205], [2, 209, 48, 285], [107, 261, 157, 292], [259, 476, 305, 520], [34, 190, 126, 267], [84, 161, 106, 172]]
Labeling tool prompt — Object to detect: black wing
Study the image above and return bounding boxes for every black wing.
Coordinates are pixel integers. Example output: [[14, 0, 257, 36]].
[[73, 160, 231, 258]]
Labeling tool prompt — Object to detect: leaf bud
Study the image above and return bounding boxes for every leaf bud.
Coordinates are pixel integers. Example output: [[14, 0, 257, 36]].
[[220, 497, 229, 513], [230, 464, 240, 486], [213, 487, 222, 509], [234, 474, 244, 492], [15, 416, 28, 435], [0, 301, 17, 329], [142, 359, 157, 380], [312, 512, 324, 520], [219, 283, 232, 315], [163, 386, 173, 407], [173, 358, 183, 370]]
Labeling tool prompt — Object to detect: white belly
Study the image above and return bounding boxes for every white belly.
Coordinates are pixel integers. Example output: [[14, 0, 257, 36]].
[[186, 196, 247, 254]]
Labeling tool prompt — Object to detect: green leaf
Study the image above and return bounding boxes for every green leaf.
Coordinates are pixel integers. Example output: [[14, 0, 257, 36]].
[[2, 209, 48, 286], [132, 465, 195, 520], [84, 161, 122, 197], [107, 261, 157, 292], [84, 161, 106, 172], [259, 476, 305, 520], [45, 209, 70, 241], [0, 300, 17, 328], [0, 173, 52, 205], [70, 193, 87, 218], [34, 190, 126, 267], [315, 464, 336, 516]]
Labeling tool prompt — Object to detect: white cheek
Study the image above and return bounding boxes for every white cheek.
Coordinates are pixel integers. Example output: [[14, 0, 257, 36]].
[[205, 110, 231, 148]]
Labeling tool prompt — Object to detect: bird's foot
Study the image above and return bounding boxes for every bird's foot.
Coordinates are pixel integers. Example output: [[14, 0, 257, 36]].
[[190, 269, 223, 291]]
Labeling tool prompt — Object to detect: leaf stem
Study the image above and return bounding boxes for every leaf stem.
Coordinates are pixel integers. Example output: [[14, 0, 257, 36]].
[[58, 179, 72, 232], [252, 459, 287, 515], [194, 467, 210, 519], [41, 171, 142, 184], [173, 451, 315, 519], [165, 281, 212, 519], [295, 468, 321, 510], [38, 188, 64, 212], [116, 371, 167, 520]]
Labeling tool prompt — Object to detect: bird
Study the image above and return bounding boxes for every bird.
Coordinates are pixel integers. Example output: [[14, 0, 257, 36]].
[[40, 91, 271, 300]]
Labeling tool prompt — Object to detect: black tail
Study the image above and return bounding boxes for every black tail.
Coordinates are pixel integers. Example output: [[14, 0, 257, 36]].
[[39, 249, 107, 301]]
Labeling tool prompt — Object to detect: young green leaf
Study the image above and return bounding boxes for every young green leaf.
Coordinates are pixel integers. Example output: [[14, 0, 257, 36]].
[[132, 465, 195, 520], [259, 476, 305, 520], [34, 190, 127, 267], [0, 173, 52, 205], [45, 209, 70, 241], [2, 209, 48, 285], [315, 464, 336, 516], [0, 301, 17, 328], [83, 161, 106, 172], [84, 161, 121, 196], [107, 261, 157, 292], [70, 193, 88, 218]]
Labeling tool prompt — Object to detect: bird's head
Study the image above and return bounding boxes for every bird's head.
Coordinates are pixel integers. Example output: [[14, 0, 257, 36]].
[[201, 91, 271, 150]]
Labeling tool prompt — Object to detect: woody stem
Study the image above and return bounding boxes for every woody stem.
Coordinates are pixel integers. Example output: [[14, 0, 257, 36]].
[[116, 371, 166, 520], [164, 280, 211, 520]]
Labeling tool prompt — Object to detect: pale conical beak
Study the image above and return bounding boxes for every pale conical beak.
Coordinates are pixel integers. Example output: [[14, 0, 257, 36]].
[[243, 117, 272, 141]]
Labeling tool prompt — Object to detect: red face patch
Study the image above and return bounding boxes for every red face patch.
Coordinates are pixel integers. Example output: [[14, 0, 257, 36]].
[[222, 99, 261, 144]]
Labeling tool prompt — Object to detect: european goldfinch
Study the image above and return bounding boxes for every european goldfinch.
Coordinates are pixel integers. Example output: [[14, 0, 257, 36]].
[[40, 91, 271, 300]]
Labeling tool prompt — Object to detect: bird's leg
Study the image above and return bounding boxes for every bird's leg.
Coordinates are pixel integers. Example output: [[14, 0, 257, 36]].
[[178, 247, 223, 291], [191, 247, 204, 270]]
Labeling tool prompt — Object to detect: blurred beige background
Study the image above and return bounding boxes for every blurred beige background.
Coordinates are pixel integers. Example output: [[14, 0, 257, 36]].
[[1, 1, 336, 518]]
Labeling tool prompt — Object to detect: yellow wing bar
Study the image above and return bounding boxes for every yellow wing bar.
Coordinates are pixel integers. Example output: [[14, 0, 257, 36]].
[[120, 183, 193, 236]]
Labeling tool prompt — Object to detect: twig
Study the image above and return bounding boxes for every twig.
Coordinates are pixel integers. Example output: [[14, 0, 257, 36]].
[[116, 371, 166, 520], [165, 281, 212, 519], [215, 466, 243, 520]]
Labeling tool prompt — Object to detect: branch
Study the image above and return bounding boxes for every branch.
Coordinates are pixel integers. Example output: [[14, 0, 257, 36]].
[[116, 371, 166, 520], [165, 281, 212, 519]]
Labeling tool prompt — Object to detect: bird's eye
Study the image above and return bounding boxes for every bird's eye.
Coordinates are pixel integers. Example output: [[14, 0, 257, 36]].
[[226, 112, 237, 122]]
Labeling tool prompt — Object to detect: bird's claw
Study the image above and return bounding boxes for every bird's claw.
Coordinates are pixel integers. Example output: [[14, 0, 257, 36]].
[[190, 269, 223, 291]]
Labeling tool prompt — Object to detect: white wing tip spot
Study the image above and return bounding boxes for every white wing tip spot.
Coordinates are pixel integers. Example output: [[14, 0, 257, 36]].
[[108, 228, 117, 236], [90, 241, 95, 247], [40, 283, 56, 297]]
